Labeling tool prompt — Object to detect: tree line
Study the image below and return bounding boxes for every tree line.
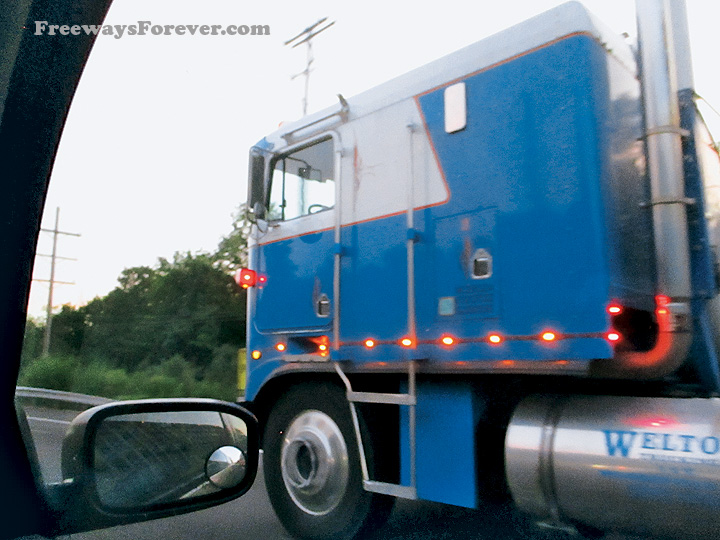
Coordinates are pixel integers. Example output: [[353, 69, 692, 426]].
[[20, 207, 251, 401]]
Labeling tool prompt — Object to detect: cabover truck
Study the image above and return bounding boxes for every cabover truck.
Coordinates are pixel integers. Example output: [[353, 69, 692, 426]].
[[241, 1, 720, 539]]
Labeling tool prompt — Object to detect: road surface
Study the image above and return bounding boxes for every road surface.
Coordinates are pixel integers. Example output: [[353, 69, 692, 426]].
[[23, 403, 636, 540]]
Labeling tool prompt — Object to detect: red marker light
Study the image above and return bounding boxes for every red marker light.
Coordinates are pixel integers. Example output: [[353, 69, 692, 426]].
[[441, 335, 455, 346], [488, 334, 503, 344], [237, 268, 257, 289], [258, 275, 267, 284], [656, 295, 671, 307], [607, 332, 621, 343], [364, 339, 376, 348], [608, 304, 623, 315], [626, 415, 678, 429]]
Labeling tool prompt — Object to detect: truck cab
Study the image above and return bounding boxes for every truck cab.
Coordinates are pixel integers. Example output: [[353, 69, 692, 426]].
[[242, 2, 720, 539]]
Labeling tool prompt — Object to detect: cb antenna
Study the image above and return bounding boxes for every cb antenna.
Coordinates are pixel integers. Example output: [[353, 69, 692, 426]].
[[285, 17, 335, 116]]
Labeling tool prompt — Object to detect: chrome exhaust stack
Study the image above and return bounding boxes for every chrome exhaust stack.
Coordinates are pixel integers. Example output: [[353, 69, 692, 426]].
[[596, 0, 693, 378]]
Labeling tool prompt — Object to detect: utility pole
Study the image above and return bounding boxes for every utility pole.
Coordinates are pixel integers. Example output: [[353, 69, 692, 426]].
[[34, 207, 79, 356], [285, 17, 335, 116]]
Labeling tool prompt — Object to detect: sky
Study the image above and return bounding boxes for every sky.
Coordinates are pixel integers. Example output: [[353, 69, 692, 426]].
[[28, 0, 720, 318]]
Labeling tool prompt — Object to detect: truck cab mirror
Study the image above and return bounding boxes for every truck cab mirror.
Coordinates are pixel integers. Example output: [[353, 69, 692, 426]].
[[252, 201, 266, 221], [247, 148, 268, 214], [53, 399, 258, 534], [251, 201, 269, 233]]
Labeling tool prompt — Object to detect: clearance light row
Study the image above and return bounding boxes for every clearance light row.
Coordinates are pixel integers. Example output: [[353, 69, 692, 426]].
[[250, 321, 623, 360], [238, 270, 627, 344]]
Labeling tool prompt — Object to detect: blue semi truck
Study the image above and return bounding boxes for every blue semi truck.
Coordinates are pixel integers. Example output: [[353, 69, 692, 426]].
[[240, 2, 720, 539]]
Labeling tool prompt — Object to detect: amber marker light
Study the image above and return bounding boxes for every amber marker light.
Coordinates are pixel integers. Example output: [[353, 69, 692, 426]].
[[488, 334, 503, 344], [364, 339, 376, 348], [441, 335, 455, 346], [400, 337, 414, 347], [318, 344, 328, 352], [275, 343, 286, 352], [251, 350, 262, 360], [541, 332, 557, 342], [236, 268, 257, 289]]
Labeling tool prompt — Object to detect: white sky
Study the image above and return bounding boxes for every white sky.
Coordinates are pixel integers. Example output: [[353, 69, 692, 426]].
[[28, 0, 720, 318]]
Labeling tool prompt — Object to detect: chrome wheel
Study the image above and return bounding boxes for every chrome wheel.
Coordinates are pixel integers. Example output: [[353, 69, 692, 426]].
[[264, 383, 394, 539], [280, 410, 350, 516]]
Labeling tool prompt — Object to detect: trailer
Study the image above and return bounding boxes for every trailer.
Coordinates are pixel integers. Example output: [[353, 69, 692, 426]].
[[240, 1, 720, 538]]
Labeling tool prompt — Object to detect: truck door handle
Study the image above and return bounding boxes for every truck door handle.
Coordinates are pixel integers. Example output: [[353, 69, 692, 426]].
[[316, 294, 331, 317]]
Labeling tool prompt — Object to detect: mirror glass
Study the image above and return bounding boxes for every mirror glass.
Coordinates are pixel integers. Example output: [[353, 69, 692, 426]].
[[206, 445, 247, 489], [93, 410, 248, 509]]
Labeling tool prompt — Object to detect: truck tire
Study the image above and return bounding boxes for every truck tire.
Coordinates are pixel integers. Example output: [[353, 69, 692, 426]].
[[263, 382, 394, 540]]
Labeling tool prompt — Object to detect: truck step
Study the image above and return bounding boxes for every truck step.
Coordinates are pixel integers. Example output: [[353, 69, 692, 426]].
[[347, 391, 416, 406], [363, 480, 417, 499]]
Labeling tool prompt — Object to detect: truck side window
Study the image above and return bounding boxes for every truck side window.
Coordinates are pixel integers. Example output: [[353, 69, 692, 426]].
[[268, 137, 335, 221]]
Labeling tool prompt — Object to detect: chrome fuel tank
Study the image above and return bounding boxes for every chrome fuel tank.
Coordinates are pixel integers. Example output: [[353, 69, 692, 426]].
[[505, 395, 720, 539]]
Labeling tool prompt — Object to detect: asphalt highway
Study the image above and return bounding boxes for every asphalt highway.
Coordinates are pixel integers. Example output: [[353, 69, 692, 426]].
[[24, 405, 635, 540]]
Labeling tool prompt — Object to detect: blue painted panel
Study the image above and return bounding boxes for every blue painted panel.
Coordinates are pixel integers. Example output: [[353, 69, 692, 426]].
[[414, 35, 617, 356], [679, 89, 719, 300], [400, 381, 480, 508], [595, 45, 655, 308], [254, 229, 334, 332], [339, 215, 409, 345]]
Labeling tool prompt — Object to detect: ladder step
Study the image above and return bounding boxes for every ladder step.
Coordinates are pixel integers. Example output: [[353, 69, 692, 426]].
[[364, 480, 417, 499], [347, 391, 416, 406]]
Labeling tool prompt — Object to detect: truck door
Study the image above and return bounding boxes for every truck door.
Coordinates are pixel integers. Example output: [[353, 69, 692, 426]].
[[253, 135, 337, 333]]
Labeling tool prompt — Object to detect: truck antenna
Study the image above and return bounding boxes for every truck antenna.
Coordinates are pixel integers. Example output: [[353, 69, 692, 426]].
[[285, 17, 335, 116]]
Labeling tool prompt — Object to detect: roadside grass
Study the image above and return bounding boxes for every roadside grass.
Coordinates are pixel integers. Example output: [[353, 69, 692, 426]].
[[18, 349, 244, 402]]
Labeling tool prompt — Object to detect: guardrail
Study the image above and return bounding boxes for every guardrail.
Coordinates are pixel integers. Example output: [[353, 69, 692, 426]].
[[15, 386, 114, 410]]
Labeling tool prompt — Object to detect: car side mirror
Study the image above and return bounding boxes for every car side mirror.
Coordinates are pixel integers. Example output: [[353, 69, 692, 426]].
[[50, 399, 258, 535]]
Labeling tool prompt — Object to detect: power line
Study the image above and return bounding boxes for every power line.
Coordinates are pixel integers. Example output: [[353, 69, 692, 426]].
[[33, 207, 80, 355]]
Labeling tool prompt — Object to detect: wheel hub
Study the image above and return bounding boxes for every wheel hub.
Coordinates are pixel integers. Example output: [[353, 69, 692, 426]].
[[281, 410, 350, 515]]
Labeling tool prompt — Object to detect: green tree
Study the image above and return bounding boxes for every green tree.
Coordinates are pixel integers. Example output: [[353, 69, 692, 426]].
[[20, 204, 251, 399], [49, 304, 86, 356], [20, 317, 44, 370], [212, 203, 251, 273], [79, 253, 245, 372]]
